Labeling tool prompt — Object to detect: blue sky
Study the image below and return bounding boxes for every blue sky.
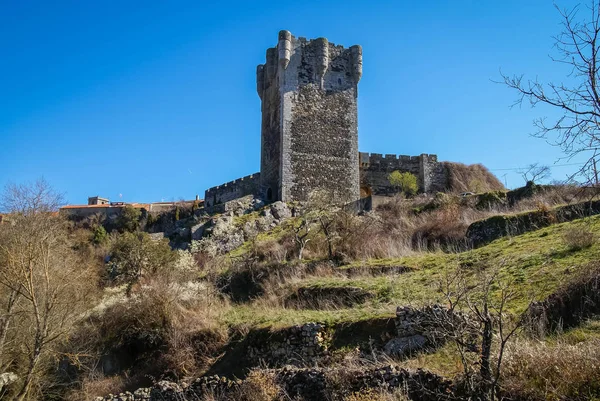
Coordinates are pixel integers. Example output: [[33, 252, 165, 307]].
[[0, 0, 587, 204]]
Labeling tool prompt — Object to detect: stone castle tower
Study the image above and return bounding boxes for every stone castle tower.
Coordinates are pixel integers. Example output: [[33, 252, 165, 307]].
[[204, 31, 448, 209], [256, 30, 363, 203]]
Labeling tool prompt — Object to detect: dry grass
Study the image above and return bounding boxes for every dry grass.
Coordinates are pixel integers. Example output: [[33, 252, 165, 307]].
[[502, 338, 600, 401], [445, 162, 505, 193], [64, 375, 126, 401], [344, 388, 409, 401], [563, 226, 596, 251], [230, 370, 281, 401]]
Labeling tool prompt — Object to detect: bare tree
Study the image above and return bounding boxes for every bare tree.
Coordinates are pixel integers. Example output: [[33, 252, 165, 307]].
[[0, 178, 64, 215], [293, 219, 312, 260], [517, 163, 551, 184], [307, 190, 340, 260], [501, 2, 600, 184], [0, 181, 95, 400], [433, 267, 525, 401]]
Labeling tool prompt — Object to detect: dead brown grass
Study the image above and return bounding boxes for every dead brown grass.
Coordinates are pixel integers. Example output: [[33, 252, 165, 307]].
[[64, 375, 125, 401], [231, 370, 281, 401], [502, 338, 600, 401], [445, 162, 505, 193], [344, 388, 409, 401], [563, 226, 596, 251]]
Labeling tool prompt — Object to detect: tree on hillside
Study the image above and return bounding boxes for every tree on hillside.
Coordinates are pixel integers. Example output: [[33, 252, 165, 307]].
[[117, 205, 142, 232], [0, 178, 64, 215], [501, 1, 600, 185], [433, 267, 526, 401], [517, 163, 551, 184], [388, 170, 418, 196], [0, 181, 96, 400], [108, 231, 176, 292]]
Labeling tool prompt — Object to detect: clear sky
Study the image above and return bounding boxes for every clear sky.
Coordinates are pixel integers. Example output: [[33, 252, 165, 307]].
[[0, 0, 587, 204]]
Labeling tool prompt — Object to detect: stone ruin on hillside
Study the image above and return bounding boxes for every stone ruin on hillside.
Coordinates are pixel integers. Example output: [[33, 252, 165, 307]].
[[204, 30, 450, 208]]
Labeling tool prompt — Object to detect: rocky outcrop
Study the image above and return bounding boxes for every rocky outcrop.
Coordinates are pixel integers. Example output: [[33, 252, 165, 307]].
[[192, 200, 293, 255]]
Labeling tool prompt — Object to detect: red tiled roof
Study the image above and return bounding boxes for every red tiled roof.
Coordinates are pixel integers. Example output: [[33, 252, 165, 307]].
[[60, 203, 150, 210]]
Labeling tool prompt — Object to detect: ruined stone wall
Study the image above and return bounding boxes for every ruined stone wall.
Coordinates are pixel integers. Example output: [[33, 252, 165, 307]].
[[204, 173, 260, 207], [247, 323, 328, 366], [257, 31, 362, 203], [359, 153, 448, 195]]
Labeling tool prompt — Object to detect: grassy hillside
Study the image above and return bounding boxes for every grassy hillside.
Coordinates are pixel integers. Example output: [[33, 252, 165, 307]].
[[3, 184, 600, 401], [224, 215, 600, 328]]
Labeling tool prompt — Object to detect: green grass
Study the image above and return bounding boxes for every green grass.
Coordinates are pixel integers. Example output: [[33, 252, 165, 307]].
[[224, 305, 394, 329], [223, 215, 600, 329], [548, 319, 600, 345]]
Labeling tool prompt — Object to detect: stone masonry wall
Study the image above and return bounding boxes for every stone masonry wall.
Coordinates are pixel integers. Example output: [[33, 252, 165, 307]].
[[257, 47, 281, 202], [204, 173, 260, 207], [257, 31, 362, 203], [247, 323, 328, 366], [359, 153, 448, 195]]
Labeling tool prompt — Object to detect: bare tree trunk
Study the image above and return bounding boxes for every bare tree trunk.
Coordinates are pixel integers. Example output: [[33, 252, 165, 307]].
[[15, 338, 43, 401], [480, 310, 493, 401], [320, 218, 334, 259], [0, 289, 18, 368]]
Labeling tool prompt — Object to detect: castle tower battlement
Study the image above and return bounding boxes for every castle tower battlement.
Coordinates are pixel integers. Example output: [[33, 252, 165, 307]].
[[257, 30, 362, 203]]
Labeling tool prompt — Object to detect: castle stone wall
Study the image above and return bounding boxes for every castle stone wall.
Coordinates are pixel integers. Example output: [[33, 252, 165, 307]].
[[204, 173, 260, 207], [359, 153, 448, 195]]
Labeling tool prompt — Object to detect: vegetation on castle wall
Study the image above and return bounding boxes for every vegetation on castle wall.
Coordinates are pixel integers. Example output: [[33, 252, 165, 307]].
[[387, 170, 418, 196], [444, 162, 505, 193]]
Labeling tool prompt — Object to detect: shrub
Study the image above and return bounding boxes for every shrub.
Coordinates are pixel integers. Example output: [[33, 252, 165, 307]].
[[68, 276, 230, 394], [116, 205, 142, 232], [388, 170, 418, 196], [91, 224, 108, 245], [475, 191, 507, 210], [107, 231, 177, 286], [445, 162, 505, 193], [64, 375, 125, 401], [412, 204, 469, 250], [563, 226, 595, 251]]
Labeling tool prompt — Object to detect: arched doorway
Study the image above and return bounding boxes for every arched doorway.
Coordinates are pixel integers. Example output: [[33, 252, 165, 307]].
[[360, 186, 372, 198]]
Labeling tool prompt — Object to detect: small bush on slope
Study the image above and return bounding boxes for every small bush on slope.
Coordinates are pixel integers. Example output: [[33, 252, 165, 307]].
[[563, 226, 595, 251]]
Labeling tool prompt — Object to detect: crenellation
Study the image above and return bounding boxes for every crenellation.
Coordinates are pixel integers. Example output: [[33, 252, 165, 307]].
[[204, 173, 261, 207], [278, 30, 292, 69], [370, 153, 383, 164]]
